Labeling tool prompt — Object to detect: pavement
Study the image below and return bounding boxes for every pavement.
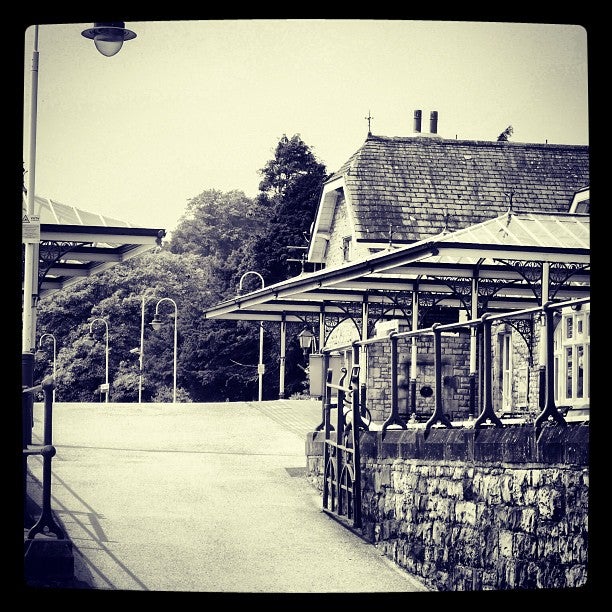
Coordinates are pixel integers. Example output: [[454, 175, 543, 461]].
[[22, 399, 432, 596]]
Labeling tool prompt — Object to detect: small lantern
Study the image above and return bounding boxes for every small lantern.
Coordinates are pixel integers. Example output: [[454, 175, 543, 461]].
[[298, 327, 315, 358]]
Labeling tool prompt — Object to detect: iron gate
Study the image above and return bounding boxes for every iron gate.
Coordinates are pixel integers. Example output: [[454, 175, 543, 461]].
[[322, 365, 370, 528]]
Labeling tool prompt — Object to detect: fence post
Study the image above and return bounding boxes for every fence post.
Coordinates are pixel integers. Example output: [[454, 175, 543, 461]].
[[382, 332, 407, 434], [535, 301, 567, 431], [474, 315, 503, 429]]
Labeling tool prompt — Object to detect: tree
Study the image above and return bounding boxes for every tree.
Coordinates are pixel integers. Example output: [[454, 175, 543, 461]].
[[239, 134, 328, 287], [35, 249, 211, 402]]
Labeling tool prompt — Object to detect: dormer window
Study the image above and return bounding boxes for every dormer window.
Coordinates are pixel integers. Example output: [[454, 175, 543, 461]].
[[342, 236, 352, 262], [569, 187, 589, 214]]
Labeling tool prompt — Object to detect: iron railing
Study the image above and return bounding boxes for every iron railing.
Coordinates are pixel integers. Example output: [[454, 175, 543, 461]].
[[318, 297, 590, 438], [23, 376, 65, 541]]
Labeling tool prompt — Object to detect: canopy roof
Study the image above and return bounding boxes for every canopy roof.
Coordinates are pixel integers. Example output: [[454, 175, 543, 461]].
[[23, 195, 166, 299], [204, 211, 590, 323]]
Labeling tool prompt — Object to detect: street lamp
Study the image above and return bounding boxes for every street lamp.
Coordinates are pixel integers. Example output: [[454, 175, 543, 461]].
[[298, 327, 315, 361], [239, 271, 265, 401], [37, 333, 57, 403], [131, 294, 156, 403], [90, 318, 110, 403], [150, 298, 178, 403], [81, 22, 137, 57], [22, 22, 137, 426]]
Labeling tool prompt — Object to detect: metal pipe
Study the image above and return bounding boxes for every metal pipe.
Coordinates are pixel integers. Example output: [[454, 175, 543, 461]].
[[90, 318, 110, 402]]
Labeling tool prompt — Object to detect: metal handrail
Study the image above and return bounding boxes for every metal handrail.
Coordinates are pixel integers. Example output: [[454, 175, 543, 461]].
[[23, 376, 65, 540], [320, 297, 590, 436]]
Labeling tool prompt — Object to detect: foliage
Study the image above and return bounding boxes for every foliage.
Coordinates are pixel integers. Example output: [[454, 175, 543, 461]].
[[34, 133, 327, 403]]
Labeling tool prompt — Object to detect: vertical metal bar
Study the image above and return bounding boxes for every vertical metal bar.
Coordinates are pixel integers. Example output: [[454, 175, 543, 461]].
[[469, 277, 478, 418], [474, 315, 503, 429], [322, 368, 333, 511], [27, 378, 64, 539], [410, 289, 419, 419], [279, 315, 286, 399], [316, 351, 331, 431], [382, 332, 407, 433], [22, 353, 34, 447], [350, 367, 362, 528], [424, 324, 454, 435], [336, 369, 347, 516], [538, 263, 550, 412], [535, 302, 567, 430]]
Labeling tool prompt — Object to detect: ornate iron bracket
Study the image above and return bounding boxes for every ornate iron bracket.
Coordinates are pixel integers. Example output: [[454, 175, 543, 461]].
[[37, 240, 89, 289]]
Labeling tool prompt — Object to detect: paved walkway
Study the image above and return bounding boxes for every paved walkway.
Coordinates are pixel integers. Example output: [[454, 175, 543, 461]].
[[24, 400, 431, 594]]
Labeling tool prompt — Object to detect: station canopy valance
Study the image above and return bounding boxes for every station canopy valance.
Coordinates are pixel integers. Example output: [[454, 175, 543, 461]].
[[23, 194, 166, 299], [203, 211, 590, 323]]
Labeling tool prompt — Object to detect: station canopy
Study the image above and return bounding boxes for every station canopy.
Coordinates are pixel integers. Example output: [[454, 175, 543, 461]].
[[23, 194, 166, 299], [203, 211, 590, 324]]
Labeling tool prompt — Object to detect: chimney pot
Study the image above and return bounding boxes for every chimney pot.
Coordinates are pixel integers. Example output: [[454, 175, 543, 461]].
[[430, 111, 438, 134], [414, 110, 422, 133]]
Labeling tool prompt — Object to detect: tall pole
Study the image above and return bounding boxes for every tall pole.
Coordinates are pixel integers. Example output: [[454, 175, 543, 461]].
[[22, 26, 41, 441], [152, 298, 178, 403], [23, 26, 40, 355], [238, 271, 265, 401], [139, 296, 145, 403], [90, 318, 109, 403]]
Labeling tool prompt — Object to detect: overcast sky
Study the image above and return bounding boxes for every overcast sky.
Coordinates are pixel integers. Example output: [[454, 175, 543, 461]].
[[22, 19, 589, 235]]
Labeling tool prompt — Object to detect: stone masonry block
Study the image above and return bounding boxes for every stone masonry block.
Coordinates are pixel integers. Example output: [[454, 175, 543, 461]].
[[500, 427, 535, 463], [474, 428, 506, 463], [536, 425, 566, 463]]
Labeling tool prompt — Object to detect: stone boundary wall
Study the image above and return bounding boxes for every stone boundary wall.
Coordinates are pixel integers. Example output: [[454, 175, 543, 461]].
[[305, 424, 589, 591]]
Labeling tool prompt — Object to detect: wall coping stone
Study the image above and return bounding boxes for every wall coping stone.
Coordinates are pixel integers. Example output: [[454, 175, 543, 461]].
[[306, 424, 589, 467]]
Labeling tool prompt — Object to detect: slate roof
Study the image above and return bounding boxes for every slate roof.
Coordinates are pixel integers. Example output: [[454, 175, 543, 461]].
[[330, 135, 590, 243]]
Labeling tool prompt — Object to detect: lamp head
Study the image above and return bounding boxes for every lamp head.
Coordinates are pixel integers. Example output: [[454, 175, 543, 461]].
[[81, 22, 136, 57], [298, 327, 315, 353], [150, 313, 163, 331]]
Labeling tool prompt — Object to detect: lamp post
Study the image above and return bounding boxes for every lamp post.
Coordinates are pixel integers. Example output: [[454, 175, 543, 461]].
[[239, 272, 265, 401], [22, 22, 136, 423], [130, 294, 155, 403], [90, 318, 110, 403], [150, 298, 178, 403], [37, 333, 57, 403]]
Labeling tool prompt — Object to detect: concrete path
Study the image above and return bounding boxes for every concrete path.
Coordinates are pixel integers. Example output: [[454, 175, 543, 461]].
[[26, 400, 431, 594]]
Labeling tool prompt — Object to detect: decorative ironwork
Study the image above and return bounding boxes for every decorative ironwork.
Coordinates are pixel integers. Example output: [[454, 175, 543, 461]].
[[477, 277, 515, 315], [505, 316, 535, 365], [417, 291, 445, 327], [499, 259, 543, 301], [437, 276, 472, 317], [322, 366, 364, 528], [365, 290, 413, 336], [549, 262, 590, 299], [36, 240, 88, 289], [322, 301, 362, 344]]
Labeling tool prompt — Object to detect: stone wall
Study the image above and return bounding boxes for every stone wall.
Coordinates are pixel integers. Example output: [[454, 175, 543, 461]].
[[305, 424, 589, 591]]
